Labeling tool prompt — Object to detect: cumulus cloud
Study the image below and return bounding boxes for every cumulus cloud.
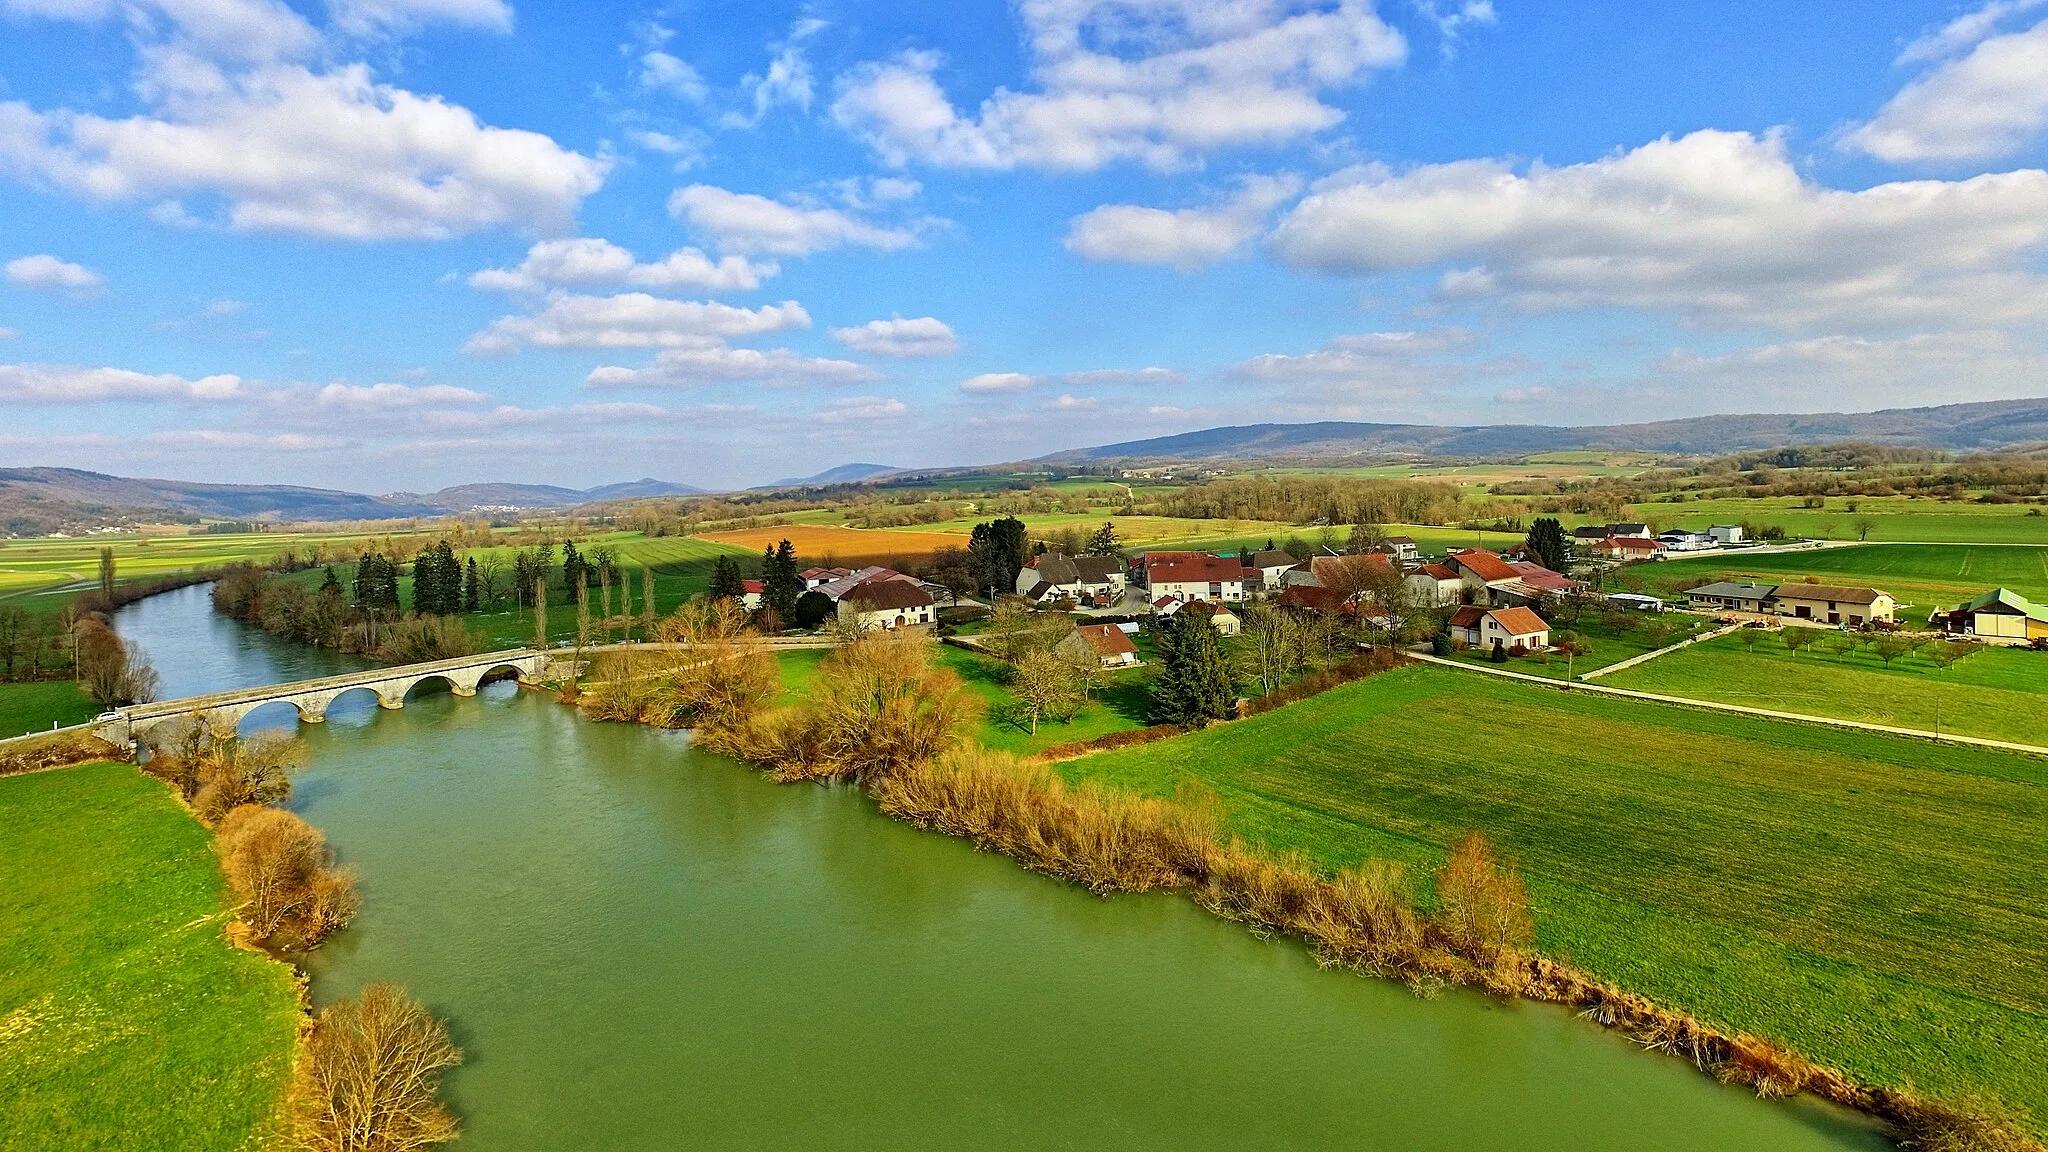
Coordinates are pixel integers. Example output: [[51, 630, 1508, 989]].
[[464, 293, 810, 354], [1843, 17, 2048, 163], [584, 345, 880, 389], [469, 238, 776, 294], [1269, 129, 2048, 328], [959, 366, 1181, 392], [1232, 328, 1474, 383], [724, 18, 825, 128], [0, 363, 242, 402], [814, 394, 906, 423], [0, 61, 606, 239], [1, 0, 319, 64], [959, 371, 1039, 394], [830, 0, 1405, 171], [313, 381, 489, 409], [1065, 173, 1299, 269], [668, 184, 919, 256], [4, 253, 104, 295], [327, 0, 511, 37], [829, 315, 958, 357], [638, 51, 708, 102]]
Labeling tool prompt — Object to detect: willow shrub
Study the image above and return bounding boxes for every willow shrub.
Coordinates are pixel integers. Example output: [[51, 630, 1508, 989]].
[[290, 983, 461, 1152], [216, 804, 358, 951]]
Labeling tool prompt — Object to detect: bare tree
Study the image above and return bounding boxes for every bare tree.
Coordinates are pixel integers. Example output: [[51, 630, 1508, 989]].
[[1781, 628, 1814, 658], [1237, 602, 1301, 696], [0, 604, 26, 679], [291, 983, 462, 1152], [1870, 633, 1915, 668], [1012, 647, 1086, 735], [475, 554, 503, 608], [1854, 517, 1876, 542], [72, 619, 159, 708]]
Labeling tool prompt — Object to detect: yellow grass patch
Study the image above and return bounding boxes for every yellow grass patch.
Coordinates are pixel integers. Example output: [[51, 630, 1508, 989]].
[[696, 524, 972, 564]]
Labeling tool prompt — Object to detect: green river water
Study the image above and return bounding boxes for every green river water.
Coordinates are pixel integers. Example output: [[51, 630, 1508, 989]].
[[117, 586, 1891, 1151]]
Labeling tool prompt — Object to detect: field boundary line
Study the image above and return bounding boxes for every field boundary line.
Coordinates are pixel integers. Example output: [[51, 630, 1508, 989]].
[[1409, 652, 2048, 759], [1578, 622, 1745, 681]]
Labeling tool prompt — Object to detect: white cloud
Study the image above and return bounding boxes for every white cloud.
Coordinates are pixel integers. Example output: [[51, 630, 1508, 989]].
[[814, 394, 906, 423], [0, 63, 607, 240], [313, 381, 489, 409], [4, 253, 104, 295], [1412, 0, 1496, 55], [326, 0, 511, 37], [959, 371, 1038, 394], [959, 365, 1179, 393], [1042, 393, 1098, 410], [724, 18, 824, 128], [1, 0, 320, 63], [146, 428, 347, 450], [668, 184, 918, 256], [1843, 18, 2048, 163], [1065, 173, 1299, 269], [830, 1, 1406, 171], [584, 346, 880, 389], [469, 238, 777, 293], [1232, 328, 1475, 384], [1897, 0, 2047, 64], [0, 363, 242, 402], [1269, 129, 2048, 328], [829, 315, 958, 357], [466, 293, 809, 354], [639, 51, 707, 101]]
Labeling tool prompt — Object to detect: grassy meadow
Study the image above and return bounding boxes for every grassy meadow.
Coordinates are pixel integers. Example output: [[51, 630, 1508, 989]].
[[0, 762, 302, 1151], [1622, 496, 2048, 544], [1650, 543, 2048, 609], [1452, 612, 1714, 679], [1062, 664, 2048, 1126], [0, 529, 452, 614], [0, 681, 97, 739], [775, 643, 1157, 758], [1604, 632, 2048, 745]]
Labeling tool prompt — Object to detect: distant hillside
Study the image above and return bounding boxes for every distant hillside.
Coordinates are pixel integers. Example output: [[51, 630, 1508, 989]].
[[405, 479, 703, 511], [0, 467, 444, 534], [765, 463, 899, 488], [1039, 398, 2048, 463]]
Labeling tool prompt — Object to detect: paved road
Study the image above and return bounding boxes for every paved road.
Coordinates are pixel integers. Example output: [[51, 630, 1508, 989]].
[[1410, 652, 2048, 758]]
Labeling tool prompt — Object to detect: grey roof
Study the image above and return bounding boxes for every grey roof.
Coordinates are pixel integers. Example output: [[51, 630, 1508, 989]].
[[1684, 581, 1778, 599], [1249, 549, 1297, 568], [1071, 555, 1124, 582], [1029, 553, 1081, 587], [1572, 526, 1612, 538]]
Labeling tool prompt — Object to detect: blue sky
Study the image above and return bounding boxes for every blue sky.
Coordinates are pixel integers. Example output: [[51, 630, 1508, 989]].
[[3, 0, 2047, 491]]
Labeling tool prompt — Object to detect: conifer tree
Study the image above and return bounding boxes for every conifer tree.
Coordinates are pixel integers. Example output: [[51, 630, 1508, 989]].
[[562, 541, 584, 593], [1085, 521, 1121, 555], [708, 554, 746, 601], [1524, 517, 1571, 573], [763, 540, 802, 623], [1151, 612, 1236, 727], [319, 567, 342, 597], [463, 557, 480, 613]]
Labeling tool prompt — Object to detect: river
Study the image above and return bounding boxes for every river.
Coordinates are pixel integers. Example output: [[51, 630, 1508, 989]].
[[116, 586, 1890, 1151]]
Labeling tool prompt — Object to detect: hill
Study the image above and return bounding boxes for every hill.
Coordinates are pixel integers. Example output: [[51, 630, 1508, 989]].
[[1038, 397, 2048, 463], [764, 463, 899, 488], [405, 479, 703, 511], [0, 467, 444, 533]]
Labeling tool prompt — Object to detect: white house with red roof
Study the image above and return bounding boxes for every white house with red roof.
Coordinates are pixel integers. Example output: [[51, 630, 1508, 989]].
[[1446, 605, 1552, 653], [1404, 562, 1465, 607]]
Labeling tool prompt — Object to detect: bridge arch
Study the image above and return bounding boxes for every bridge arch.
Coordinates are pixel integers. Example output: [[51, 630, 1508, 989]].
[[234, 700, 305, 735]]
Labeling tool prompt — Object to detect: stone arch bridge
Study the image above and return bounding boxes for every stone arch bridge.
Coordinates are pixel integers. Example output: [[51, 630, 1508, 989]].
[[99, 649, 560, 747]]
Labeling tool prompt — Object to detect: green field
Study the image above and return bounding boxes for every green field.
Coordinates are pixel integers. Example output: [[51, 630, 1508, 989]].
[[775, 643, 1156, 757], [1453, 613, 1713, 680], [0, 681, 97, 738], [1626, 496, 2048, 544], [0, 529, 449, 613], [1063, 665, 2048, 1125], [1605, 633, 2048, 746], [1651, 543, 2048, 609], [0, 763, 302, 1150]]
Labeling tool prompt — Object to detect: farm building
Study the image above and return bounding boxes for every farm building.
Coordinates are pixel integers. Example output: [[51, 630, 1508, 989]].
[[1684, 581, 1778, 613], [1769, 584, 1895, 626], [1934, 588, 2048, 641], [1073, 623, 1140, 668], [1446, 605, 1551, 653], [1143, 553, 1248, 602], [837, 580, 935, 632]]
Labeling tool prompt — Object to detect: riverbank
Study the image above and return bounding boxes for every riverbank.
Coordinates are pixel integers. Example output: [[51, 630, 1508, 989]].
[[584, 636, 2042, 1151], [0, 761, 303, 1149]]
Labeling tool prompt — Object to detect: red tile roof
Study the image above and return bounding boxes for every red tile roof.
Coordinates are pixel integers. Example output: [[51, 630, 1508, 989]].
[[1505, 561, 1578, 594], [1415, 563, 1459, 581], [741, 579, 764, 594], [1077, 623, 1137, 656], [1447, 604, 1487, 629], [1488, 606, 1549, 636], [1146, 555, 1246, 584], [1450, 549, 1520, 583], [1278, 585, 1347, 614]]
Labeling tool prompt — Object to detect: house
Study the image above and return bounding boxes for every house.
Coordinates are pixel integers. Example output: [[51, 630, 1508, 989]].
[[801, 566, 850, 591], [1445, 605, 1551, 653], [814, 565, 897, 601], [1383, 535, 1419, 564], [1445, 549, 1523, 602], [1180, 600, 1241, 636], [836, 580, 935, 631], [739, 579, 764, 612], [1246, 549, 1300, 589], [1582, 536, 1664, 561], [1404, 562, 1466, 607], [1684, 581, 1778, 613], [1606, 592, 1666, 612], [1502, 561, 1581, 600], [1572, 525, 1617, 542], [1074, 623, 1140, 668], [1151, 594, 1185, 617], [1769, 584, 1896, 626], [1143, 552, 1247, 602], [1307, 552, 1396, 596], [1936, 588, 2048, 641], [1610, 523, 1651, 539], [1708, 525, 1745, 545], [1276, 583, 1350, 615], [1015, 552, 1128, 605], [1658, 531, 1716, 553]]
